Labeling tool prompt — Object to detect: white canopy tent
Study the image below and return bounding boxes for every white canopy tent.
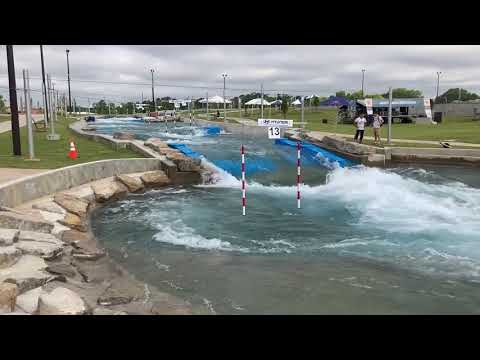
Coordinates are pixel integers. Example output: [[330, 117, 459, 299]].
[[291, 99, 302, 106], [245, 98, 271, 106], [199, 95, 231, 104]]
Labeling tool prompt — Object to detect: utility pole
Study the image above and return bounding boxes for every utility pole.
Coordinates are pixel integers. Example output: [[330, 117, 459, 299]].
[[23, 69, 35, 159], [40, 45, 50, 128], [436, 72, 442, 100], [361, 69, 366, 97], [66, 49, 72, 112], [150, 69, 156, 114], [387, 87, 392, 145], [6, 45, 21, 155], [261, 83, 264, 118], [46, 75, 60, 140], [222, 72, 228, 123]]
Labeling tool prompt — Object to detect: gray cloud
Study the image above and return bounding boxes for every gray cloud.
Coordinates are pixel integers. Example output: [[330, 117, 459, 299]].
[[1, 45, 479, 106]]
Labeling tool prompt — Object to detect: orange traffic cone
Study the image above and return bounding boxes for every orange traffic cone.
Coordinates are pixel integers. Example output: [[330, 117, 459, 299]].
[[68, 140, 78, 159]]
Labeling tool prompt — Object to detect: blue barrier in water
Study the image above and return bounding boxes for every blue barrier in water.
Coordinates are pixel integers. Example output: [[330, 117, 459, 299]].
[[203, 126, 222, 135], [168, 143, 202, 158], [212, 159, 276, 177], [274, 138, 357, 168]]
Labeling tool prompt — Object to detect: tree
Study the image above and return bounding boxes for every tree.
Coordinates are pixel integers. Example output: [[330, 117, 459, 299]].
[[435, 88, 479, 103], [365, 93, 385, 99], [384, 88, 422, 98], [312, 96, 320, 107], [280, 95, 289, 119], [92, 99, 108, 114], [0, 95, 5, 113], [335, 91, 346, 98]]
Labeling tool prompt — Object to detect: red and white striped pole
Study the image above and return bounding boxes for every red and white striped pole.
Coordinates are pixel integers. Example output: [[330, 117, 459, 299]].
[[241, 144, 246, 216], [297, 141, 301, 209]]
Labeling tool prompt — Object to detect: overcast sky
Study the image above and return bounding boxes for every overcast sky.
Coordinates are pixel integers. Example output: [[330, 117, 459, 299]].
[[1, 45, 479, 106]]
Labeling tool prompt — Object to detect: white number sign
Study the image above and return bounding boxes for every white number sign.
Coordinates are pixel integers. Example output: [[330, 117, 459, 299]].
[[268, 126, 281, 139], [258, 118, 293, 127]]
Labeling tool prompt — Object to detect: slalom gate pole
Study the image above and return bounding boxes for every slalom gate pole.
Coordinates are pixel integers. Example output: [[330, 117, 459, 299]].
[[297, 141, 301, 209], [241, 144, 246, 216]]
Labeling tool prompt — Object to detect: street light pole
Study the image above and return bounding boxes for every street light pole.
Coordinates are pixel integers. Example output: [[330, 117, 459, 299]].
[[66, 49, 72, 112], [222, 72, 228, 123], [40, 45, 50, 127], [436, 71, 442, 99], [150, 69, 156, 114], [361, 69, 366, 97], [6, 45, 21, 155]]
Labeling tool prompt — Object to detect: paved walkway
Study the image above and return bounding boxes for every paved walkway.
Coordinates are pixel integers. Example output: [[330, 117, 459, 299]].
[[0, 114, 45, 134], [0, 168, 50, 185]]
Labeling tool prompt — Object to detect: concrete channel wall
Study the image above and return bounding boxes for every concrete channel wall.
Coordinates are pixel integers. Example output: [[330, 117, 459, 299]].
[[0, 159, 166, 208]]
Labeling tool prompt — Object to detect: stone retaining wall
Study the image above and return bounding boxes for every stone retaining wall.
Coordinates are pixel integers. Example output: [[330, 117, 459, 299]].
[[0, 159, 166, 208]]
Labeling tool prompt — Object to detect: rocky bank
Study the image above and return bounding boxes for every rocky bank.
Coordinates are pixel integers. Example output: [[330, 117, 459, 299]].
[[0, 137, 212, 315]]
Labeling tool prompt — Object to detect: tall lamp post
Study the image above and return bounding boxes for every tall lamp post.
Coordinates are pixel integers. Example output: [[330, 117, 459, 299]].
[[361, 69, 366, 97], [222, 72, 228, 123], [66, 49, 72, 113], [436, 71, 442, 100], [150, 69, 156, 114], [6, 45, 21, 155]]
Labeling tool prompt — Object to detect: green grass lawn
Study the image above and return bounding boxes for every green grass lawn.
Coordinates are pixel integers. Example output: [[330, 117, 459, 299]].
[[0, 116, 142, 169], [223, 108, 480, 144]]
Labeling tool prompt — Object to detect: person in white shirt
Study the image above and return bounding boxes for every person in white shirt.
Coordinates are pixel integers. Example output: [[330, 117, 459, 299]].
[[353, 113, 367, 143], [372, 113, 384, 144]]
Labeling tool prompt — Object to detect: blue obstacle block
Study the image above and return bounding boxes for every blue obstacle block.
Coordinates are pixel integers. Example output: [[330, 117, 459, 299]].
[[212, 159, 276, 177], [203, 126, 222, 135], [168, 143, 202, 158], [274, 138, 357, 168]]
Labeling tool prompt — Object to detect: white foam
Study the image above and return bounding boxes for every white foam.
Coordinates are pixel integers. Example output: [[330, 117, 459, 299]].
[[152, 219, 248, 252]]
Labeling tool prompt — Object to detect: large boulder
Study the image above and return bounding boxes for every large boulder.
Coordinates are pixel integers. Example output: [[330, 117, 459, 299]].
[[0, 246, 22, 269], [61, 186, 95, 203], [140, 170, 171, 187], [15, 286, 42, 314], [38, 287, 87, 315], [144, 138, 170, 152], [17, 231, 63, 246], [91, 180, 128, 203], [46, 263, 77, 278], [0, 229, 18, 246], [32, 201, 66, 215], [0, 255, 52, 294], [166, 153, 201, 172], [59, 213, 87, 232], [0, 282, 18, 313], [0, 211, 54, 234], [115, 174, 144, 193], [113, 132, 135, 140], [53, 194, 89, 218], [15, 241, 63, 260]]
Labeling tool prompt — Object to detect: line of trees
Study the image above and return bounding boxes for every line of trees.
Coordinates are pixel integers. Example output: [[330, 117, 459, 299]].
[[0, 95, 5, 113]]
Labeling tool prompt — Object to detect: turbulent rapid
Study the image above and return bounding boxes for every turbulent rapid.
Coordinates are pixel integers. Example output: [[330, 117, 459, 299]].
[[90, 117, 480, 314]]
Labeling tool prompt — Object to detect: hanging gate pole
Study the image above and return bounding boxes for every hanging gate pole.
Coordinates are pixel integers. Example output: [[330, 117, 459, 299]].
[[297, 141, 301, 209], [241, 144, 246, 216]]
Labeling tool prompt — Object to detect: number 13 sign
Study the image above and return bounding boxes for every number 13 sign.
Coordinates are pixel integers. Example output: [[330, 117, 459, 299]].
[[268, 126, 281, 139]]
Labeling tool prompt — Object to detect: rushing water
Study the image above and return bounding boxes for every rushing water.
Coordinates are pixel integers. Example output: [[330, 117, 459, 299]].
[[90, 118, 480, 314]]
